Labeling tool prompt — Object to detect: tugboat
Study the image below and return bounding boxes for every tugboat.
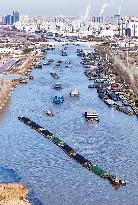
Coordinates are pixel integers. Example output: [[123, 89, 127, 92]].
[[70, 89, 79, 97], [84, 110, 99, 122], [108, 175, 126, 186], [46, 110, 54, 117], [53, 96, 64, 104], [54, 82, 63, 90]]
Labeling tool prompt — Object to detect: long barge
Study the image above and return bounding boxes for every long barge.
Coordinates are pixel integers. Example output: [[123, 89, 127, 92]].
[[18, 116, 126, 187]]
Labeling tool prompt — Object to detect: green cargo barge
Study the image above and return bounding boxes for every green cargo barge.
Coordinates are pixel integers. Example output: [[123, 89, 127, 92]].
[[18, 116, 126, 187]]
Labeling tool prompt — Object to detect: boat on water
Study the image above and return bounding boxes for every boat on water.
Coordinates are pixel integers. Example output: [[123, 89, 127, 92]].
[[50, 72, 59, 79], [70, 89, 79, 97], [84, 110, 99, 122], [64, 46, 68, 50], [46, 110, 54, 116], [88, 84, 99, 89], [43, 62, 51, 66], [65, 60, 71, 64], [55, 63, 61, 67], [116, 105, 134, 115], [104, 99, 116, 107], [77, 49, 85, 57], [34, 63, 42, 68], [57, 60, 63, 64], [53, 96, 64, 104], [94, 79, 105, 84], [48, 59, 54, 62], [29, 76, 34, 80], [19, 79, 27, 84], [62, 50, 67, 56], [54, 82, 63, 90]]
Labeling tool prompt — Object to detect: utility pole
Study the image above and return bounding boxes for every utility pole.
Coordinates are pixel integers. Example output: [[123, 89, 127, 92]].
[[127, 48, 129, 70], [121, 17, 124, 37]]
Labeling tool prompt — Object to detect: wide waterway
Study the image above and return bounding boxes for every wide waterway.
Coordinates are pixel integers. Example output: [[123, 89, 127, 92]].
[[0, 43, 138, 205]]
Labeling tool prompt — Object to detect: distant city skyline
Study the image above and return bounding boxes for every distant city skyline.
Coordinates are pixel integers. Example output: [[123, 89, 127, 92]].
[[0, 0, 137, 17]]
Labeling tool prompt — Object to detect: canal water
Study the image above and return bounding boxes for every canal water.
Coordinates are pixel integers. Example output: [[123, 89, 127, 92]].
[[0, 43, 138, 205]]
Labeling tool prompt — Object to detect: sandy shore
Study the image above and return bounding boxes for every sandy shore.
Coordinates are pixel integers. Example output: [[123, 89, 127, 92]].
[[0, 79, 16, 111], [0, 184, 32, 205]]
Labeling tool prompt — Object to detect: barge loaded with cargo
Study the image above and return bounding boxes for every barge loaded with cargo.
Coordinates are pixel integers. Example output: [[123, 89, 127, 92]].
[[18, 116, 126, 188]]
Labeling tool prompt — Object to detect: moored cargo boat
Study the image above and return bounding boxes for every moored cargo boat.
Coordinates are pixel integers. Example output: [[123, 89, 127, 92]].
[[116, 106, 134, 115]]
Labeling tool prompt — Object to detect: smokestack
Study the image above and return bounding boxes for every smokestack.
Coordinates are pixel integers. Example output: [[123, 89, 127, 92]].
[[99, 17, 101, 23], [134, 23, 136, 37]]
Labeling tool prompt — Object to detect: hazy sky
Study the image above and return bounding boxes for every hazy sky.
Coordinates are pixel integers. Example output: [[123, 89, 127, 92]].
[[0, 0, 137, 17]]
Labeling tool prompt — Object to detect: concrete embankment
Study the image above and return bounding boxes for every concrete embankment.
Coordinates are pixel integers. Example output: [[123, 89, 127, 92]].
[[0, 184, 31, 205]]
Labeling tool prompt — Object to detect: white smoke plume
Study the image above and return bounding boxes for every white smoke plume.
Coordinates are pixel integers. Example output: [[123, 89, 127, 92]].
[[72, 0, 92, 31], [118, 5, 122, 15], [100, 2, 109, 16], [84, 0, 92, 20]]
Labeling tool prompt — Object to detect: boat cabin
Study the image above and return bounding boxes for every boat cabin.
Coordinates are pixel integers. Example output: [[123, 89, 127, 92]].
[[84, 110, 99, 122], [70, 89, 79, 97]]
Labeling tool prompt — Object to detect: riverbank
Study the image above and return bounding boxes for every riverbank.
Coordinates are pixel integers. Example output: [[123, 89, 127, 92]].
[[0, 79, 17, 112], [95, 44, 138, 94], [94, 45, 138, 115], [0, 184, 31, 205], [0, 51, 42, 113]]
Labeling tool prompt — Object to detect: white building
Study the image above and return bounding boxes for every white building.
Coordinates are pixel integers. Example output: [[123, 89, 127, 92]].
[[99, 29, 115, 37], [127, 21, 138, 37], [0, 48, 22, 55]]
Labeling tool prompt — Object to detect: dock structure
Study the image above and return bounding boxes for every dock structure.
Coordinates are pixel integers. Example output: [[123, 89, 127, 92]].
[[18, 116, 126, 188]]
